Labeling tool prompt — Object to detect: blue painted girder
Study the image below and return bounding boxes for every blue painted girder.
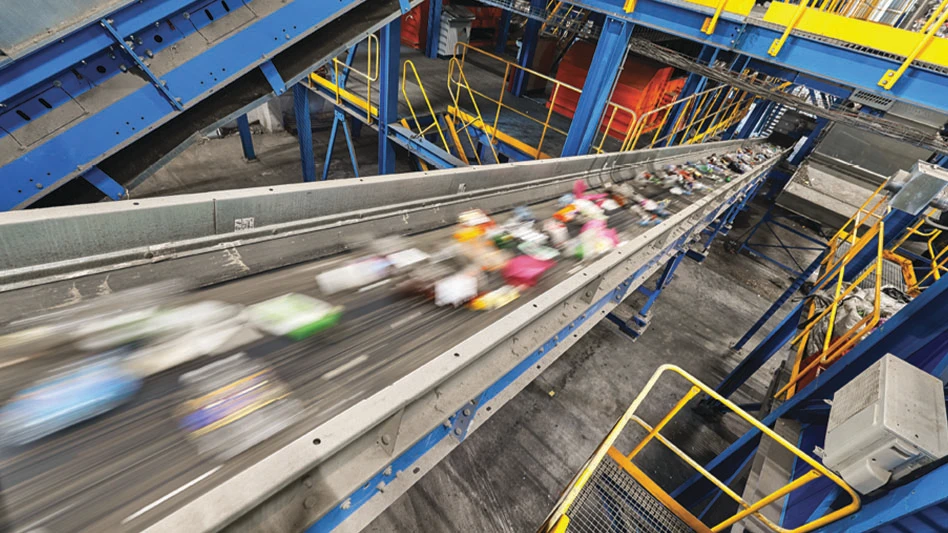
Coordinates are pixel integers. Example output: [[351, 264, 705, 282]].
[[564, 0, 948, 114]]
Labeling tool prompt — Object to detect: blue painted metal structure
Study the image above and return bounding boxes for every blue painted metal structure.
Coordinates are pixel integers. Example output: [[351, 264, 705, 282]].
[[734, 208, 828, 276], [81, 166, 126, 201], [322, 109, 360, 181], [236, 114, 256, 162], [495, 9, 513, 55], [425, 0, 443, 59], [0, 0, 386, 210], [560, 16, 634, 156], [294, 84, 317, 183], [608, 250, 686, 340], [511, 0, 546, 97], [379, 19, 401, 175]]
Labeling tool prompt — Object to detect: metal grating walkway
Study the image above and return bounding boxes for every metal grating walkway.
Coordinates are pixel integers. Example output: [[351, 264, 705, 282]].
[[567, 458, 695, 533]]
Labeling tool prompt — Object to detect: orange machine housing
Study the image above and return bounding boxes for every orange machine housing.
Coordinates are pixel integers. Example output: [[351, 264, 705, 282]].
[[549, 42, 683, 141], [401, 1, 502, 50]]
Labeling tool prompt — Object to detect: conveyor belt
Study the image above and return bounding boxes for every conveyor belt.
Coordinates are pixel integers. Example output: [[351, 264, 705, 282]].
[[0, 141, 782, 533]]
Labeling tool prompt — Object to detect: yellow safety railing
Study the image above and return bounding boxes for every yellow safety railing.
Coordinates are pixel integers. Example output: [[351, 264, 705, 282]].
[[777, 225, 885, 399], [619, 81, 754, 151], [446, 57, 501, 164], [541, 365, 859, 533], [309, 36, 381, 122], [821, 181, 889, 277], [887, 209, 948, 294], [401, 59, 452, 155], [311, 34, 379, 124], [764, 0, 948, 89], [451, 43, 639, 160]]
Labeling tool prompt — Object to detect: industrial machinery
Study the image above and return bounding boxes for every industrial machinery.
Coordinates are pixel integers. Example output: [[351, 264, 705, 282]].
[[821, 355, 948, 494], [0, 140, 781, 532]]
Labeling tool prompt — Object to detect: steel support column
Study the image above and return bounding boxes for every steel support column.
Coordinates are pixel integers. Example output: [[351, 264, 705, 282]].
[[788, 116, 828, 166], [607, 251, 686, 340], [379, 19, 401, 175], [236, 114, 256, 161], [560, 16, 634, 156], [511, 0, 546, 97], [425, 0, 443, 59], [293, 83, 316, 183], [495, 9, 512, 55]]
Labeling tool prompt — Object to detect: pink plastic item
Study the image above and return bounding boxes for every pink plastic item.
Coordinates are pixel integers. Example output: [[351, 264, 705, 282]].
[[502, 255, 556, 287], [572, 180, 587, 199]]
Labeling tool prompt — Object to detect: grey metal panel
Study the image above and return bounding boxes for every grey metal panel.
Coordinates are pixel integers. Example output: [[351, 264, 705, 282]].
[[0, 195, 217, 271], [0, 139, 751, 275], [815, 124, 932, 177], [0, 0, 135, 58]]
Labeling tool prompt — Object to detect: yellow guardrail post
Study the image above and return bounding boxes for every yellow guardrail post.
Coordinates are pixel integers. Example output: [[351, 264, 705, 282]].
[[879, 0, 948, 89], [703, 0, 731, 34], [401, 60, 452, 153], [769, 0, 813, 56]]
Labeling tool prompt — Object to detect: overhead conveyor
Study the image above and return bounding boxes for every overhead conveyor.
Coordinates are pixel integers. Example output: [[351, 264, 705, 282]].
[[0, 0, 421, 210], [0, 140, 782, 533]]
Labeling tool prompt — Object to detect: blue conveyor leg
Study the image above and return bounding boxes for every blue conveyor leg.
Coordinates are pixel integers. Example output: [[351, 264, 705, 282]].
[[236, 114, 256, 161], [294, 84, 316, 183], [379, 19, 400, 175]]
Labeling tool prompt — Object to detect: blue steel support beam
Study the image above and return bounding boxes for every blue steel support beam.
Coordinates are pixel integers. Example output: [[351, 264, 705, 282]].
[[818, 463, 948, 532], [236, 114, 256, 162], [378, 19, 401, 175], [736, 100, 768, 139], [294, 84, 316, 183], [511, 0, 546, 97], [425, 0, 443, 59], [572, 0, 948, 113], [496, 9, 513, 55], [321, 109, 361, 181], [749, 60, 853, 100], [788, 116, 828, 166], [678, 274, 948, 508], [81, 166, 126, 201], [560, 16, 634, 156], [753, 101, 780, 137]]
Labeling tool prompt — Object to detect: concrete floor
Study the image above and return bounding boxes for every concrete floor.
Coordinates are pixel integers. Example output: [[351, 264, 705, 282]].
[[123, 43, 825, 533]]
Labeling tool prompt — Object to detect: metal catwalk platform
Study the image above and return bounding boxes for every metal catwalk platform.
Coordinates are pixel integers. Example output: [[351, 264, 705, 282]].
[[0, 140, 781, 532]]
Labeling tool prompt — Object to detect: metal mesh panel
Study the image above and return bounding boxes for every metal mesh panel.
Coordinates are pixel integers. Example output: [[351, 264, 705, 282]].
[[566, 458, 695, 533]]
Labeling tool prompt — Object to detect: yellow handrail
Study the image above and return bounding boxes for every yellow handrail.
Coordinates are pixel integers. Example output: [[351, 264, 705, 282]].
[[452, 42, 639, 159], [879, 0, 948, 89], [541, 365, 860, 533], [776, 225, 885, 399], [446, 57, 501, 163], [401, 59, 452, 154]]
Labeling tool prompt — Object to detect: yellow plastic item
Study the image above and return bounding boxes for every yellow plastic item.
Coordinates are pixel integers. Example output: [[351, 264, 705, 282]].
[[454, 227, 485, 242]]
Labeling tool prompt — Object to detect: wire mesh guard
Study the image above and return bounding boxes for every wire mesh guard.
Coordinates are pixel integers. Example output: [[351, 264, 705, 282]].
[[566, 456, 695, 533]]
